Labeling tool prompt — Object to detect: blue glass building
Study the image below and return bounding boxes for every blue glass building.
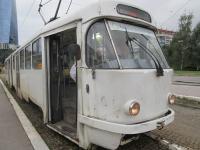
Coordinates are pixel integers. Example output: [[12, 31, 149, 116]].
[[0, 0, 18, 46]]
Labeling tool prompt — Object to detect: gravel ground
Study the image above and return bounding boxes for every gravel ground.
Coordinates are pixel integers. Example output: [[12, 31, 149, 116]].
[[9, 89, 78, 150], [1, 78, 168, 150], [153, 105, 200, 150]]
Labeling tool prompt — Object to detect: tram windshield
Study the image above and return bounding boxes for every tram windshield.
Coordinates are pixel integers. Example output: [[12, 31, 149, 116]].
[[86, 20, 169, 69]]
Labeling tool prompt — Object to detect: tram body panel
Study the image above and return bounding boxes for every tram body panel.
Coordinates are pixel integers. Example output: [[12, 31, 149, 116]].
[[7, 60, 10, 85], [4, 60, 9, 83], [12, 69, 16, 89], [19, 70, 29, 100], [27, 70, 43, 107], [8, 59, 12, 86], [81, 69, 172, 124], [6, 60, 9, 84], [85, 126, 122, 149], [19, 70, 30, 100], [12, 56, 17, 89]]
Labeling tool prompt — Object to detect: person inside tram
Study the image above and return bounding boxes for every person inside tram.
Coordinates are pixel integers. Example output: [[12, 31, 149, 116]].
[[69, 44, 81, 82], [70, 62, 76, 82]]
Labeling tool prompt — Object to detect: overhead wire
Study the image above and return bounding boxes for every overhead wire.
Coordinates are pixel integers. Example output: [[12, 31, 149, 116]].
[[66, 0, 73, 14], [21, 0, 36, 27], [70, 1, 81, 6], [161, 0, 192, 27], [42, 0, 55, 6]]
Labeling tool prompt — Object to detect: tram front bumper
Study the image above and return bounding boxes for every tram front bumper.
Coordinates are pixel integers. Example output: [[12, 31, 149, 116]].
[[79, 108, 174, 134]]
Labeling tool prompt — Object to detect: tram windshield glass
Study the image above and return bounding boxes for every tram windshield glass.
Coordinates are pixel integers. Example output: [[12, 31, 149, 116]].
[[86, 20, 169, 69]]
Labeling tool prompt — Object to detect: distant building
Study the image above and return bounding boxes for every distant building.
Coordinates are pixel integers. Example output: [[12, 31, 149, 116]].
[[0, 0, 18, 50], [156, 29, 176, 47]]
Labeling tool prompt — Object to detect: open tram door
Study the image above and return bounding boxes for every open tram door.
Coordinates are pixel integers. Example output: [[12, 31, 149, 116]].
[[47, 26, 80, 141]]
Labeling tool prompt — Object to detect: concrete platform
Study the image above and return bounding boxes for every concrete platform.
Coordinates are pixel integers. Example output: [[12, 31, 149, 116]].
[[0, 84, 34, 150]]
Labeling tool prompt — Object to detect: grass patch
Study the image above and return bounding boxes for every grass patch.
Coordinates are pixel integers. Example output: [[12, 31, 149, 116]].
[[174, 71, 200, 77]]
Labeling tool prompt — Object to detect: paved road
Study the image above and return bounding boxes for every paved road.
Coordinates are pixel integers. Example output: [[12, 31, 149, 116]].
[[173, 76, 200, 84], [0, 84, 33, 150], [153, 105, 200, 150], [171, 76, 200, 97]]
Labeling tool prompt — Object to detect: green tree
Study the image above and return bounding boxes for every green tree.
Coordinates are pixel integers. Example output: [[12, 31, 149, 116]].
[[191, 23, 200, 70], [167, 13, 193, 70], [0, 49, 13, 65]]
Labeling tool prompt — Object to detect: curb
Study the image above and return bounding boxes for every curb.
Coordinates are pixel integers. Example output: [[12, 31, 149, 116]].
[[174, 94, 200, 109], [0, 80, 49, 150], [146, 132, 192, 150]]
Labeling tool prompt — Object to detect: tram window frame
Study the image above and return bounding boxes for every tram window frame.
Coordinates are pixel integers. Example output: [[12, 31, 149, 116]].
[[5, 61, 7, 70], [20, 49, 25, 70], [7, 60, 9, 70], [32, 38, 42, 69], [13, 55, 15, 70], [86, 20, 120, 69], [25, 44, 32, 69]]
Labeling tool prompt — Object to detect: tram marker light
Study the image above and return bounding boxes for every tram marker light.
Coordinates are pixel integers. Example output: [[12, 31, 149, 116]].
[[168, 94, 176, 104], [129, 102, 140, 116]]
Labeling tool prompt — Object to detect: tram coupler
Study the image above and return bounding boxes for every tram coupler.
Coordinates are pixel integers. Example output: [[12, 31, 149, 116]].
[[157, 121, 165, 130]]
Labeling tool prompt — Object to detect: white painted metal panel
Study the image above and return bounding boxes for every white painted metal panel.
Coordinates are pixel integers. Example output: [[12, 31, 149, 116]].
[[20, 70, 29, 100], [28, 70, 43, 108], [12, 69, 16, 89], [81, 69, 173, 124]]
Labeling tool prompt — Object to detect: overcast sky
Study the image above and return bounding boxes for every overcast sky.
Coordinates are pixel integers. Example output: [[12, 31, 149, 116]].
[[16, 0, 200, 45]]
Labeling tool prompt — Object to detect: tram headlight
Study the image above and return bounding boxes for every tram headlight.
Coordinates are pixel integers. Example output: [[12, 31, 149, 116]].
[[168, 94, 176, 104], [129, 102, 140, 116]]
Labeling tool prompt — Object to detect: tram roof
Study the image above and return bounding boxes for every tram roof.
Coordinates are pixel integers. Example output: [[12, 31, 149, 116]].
[[41, 0, 156, 33], [6, 0, 157, 60]]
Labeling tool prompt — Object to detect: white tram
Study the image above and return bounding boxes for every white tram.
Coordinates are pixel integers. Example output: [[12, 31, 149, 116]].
[[4, 0, 175, 149]]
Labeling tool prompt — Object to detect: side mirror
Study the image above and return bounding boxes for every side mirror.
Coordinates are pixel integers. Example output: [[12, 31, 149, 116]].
[[67, 44, 81, 60]]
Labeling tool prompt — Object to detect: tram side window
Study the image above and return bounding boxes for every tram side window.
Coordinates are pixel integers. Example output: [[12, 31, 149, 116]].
[[4, 61, 8, 73], [20, 50, 25, 69], [25, 45, 32, 69], [32, 39, 42, 69], [13, 56, 15, 70], [86, 21, 119, 69], [5, 61, 7, 70], [7, 61, 10, 72]]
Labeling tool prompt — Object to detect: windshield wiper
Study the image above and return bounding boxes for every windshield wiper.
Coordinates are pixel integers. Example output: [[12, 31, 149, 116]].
[[125, 29, 164, 77], [125, 28, 135, 57], [140, 34, 166, 68], [132, 37, 164, 76]]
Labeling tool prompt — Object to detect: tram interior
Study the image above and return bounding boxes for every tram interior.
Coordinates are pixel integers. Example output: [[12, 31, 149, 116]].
[[49, 28, 77, 138]]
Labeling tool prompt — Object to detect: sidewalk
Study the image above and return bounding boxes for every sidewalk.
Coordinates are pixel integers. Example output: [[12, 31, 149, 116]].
[[0, 84, 33, 150]]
